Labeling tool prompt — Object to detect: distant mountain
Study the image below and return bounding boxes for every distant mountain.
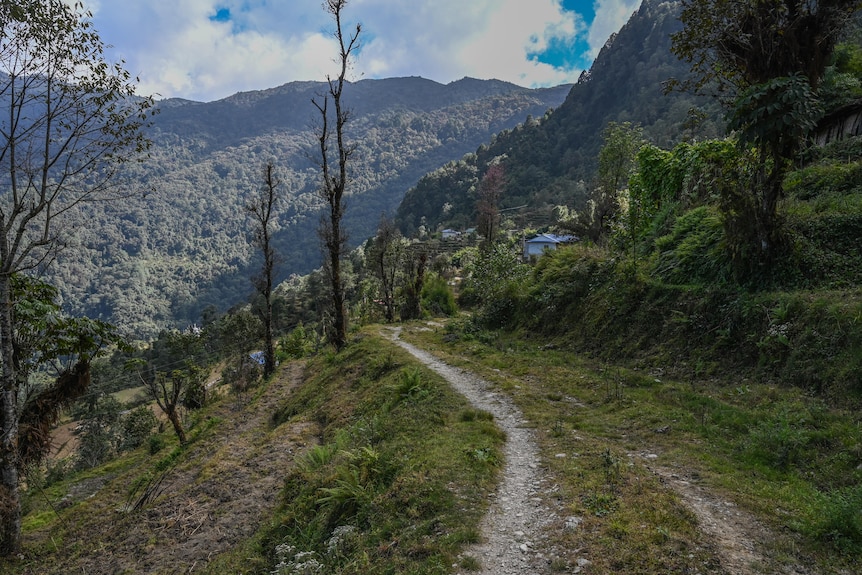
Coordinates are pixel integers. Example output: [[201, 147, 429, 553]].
[[396, 0, 723, 236], [47, 77, 571, 336]]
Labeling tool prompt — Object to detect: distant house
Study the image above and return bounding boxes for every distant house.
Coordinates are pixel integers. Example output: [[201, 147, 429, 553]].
[[523, 233, 577, 259], [441, 229, 460, 240]]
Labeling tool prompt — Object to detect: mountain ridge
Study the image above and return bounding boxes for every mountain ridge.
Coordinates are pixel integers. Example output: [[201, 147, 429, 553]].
[[46, 76, 572, 336]]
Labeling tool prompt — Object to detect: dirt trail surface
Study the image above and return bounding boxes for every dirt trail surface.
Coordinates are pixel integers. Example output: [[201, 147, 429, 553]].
[[392, 328, 814, 575], [21, 362, 314, 575], [389, 328, 556, 575], [645, 465, 816, 575]]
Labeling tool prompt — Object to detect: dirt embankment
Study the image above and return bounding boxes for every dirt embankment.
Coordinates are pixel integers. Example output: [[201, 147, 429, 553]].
[[17, 362, 315, 575]]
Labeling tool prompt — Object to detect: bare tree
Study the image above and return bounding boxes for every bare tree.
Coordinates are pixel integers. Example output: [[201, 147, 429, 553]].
[[314, 0, 360, 351], [477, 163, 505, 246], [0, 1, 152, 554], [247, 163, 281, 378], [369, 214, 402, 323]]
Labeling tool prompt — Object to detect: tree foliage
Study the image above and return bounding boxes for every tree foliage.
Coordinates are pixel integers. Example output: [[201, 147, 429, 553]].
[[0, 0, 151, 553], [671, 0, 860, 262]]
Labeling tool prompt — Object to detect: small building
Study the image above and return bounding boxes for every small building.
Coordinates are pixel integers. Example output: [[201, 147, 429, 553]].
[[523, 233, 577, 259], [812, 99, 862, 146], [441, 229, 460, 240]]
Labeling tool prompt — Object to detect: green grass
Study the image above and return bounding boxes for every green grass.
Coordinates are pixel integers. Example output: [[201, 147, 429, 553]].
[[399, 321, 862, 574], [218, 331, 503, 575]]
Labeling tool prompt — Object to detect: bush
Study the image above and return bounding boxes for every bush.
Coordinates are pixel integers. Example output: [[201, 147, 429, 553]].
[[807, 484, 862, 552], [148, 434, 166, 455], [279, 323, 316, 359], [421, 275, 457, 317], [652, 206, 730, 285], [119, 406, 158, 451], [784, 160, 862, 200]]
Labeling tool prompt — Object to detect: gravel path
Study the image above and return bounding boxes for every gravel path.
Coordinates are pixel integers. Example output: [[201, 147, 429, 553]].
[[389, 328, 555, 575]]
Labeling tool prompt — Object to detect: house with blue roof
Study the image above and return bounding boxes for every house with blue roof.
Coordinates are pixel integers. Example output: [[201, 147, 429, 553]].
[[523, 233, 577, 259]]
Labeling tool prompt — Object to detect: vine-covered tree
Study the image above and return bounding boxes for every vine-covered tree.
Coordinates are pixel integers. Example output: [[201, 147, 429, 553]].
[[670, 0, 859, 261], [0, 1, 152, 554], [314, 0, 360, 350], [247, 163, 281, 378]]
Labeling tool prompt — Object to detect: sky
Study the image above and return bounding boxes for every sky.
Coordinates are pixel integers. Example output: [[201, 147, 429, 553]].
[[83, 0, 643, 103]]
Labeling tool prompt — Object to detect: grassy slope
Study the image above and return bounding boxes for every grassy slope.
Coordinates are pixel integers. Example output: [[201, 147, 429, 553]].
[[3, 332, 503, 575], [399, 322, 862, 574], [6, 317, 861, 573]]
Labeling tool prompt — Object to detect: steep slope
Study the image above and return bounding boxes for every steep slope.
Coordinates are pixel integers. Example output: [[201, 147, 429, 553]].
[[396, 0, 723, 236], [45, 78, 570, 336]]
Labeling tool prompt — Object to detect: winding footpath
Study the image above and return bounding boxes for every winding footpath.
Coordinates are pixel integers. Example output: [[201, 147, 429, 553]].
[[389, 328, 555, 575]]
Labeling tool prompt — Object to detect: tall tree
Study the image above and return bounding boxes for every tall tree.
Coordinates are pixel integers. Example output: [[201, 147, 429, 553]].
[[247, 163, 281, 378], [314, 0, 360, 351], [670, 0, 859, 260], [369, 214, 402, 323], [564, 122, 643, 244], [0, 1, 152, 554], [476, 163, 505, 246]]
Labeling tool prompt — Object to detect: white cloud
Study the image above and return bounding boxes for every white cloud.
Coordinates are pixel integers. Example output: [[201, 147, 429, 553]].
[[84, 0, 637, 102], [355, 0, 586, 87]]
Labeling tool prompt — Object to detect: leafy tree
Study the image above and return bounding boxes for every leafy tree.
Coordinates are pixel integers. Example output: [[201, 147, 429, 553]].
[[563, 122, 644, 244], [137, 329, 205, 445], [247, 163, 281, 378], [314, 0, 361, 351], [207, 308, 263, 392], [0, 0, 151, 554], [5, 276, 124, 551], [670, 0, 859, 261], [74, 395, 123, 471]]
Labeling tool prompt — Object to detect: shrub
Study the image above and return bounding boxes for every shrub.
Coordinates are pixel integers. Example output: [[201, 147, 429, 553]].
[[148, 435, 166, 455], [421, 275, 457, 317], [119, 406, 158, 451]]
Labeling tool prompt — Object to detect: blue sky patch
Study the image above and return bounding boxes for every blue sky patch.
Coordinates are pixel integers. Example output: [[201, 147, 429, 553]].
[[210, 7, 231, 23], [528, 0, 595, 71], [530, 36, 591, 71]]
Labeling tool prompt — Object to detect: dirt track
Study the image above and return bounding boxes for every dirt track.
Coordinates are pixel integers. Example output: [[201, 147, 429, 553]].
[[390, 327, 811, 575], [390, 327, 556, 574]]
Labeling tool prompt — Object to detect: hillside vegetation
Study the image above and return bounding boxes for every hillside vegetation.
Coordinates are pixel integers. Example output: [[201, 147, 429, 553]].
[[7, 0, 862, 572], [396, 0, 723, 237], [44, 78, 570, 337]]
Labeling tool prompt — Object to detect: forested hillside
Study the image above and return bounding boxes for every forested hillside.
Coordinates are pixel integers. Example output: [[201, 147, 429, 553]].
[[45, 77, 570, 337], [396, 0, 723, 236]]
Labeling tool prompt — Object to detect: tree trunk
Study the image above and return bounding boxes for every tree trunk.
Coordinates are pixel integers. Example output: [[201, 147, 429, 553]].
[[0, 273, 21, 555], [330, 216, 348, 349], [263, 292, 275, 378], [166, 407, 187, 445]]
